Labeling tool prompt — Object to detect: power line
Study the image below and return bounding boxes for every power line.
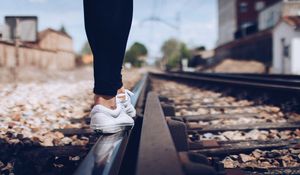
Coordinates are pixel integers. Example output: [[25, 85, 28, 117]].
[[140, 0, 199, 43]]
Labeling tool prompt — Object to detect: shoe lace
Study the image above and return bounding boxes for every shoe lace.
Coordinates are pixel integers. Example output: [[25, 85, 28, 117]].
[[116, 90, 134, 101], [125, 89, 134, 97], [116, 89, 135, 111]]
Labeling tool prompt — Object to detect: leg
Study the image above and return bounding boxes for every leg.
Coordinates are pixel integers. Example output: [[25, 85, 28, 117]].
[[84, 0, 133, 98], [84, 0, 135, 133]]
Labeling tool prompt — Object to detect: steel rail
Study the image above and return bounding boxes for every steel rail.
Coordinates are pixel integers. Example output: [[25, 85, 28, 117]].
[[172, 71, 300, 87], [155, 72, 300, 93], [73, 74, 148, 175], [149, 72, 300, 175], [216, 73, 300, 80], [136, 92, 185, 175]]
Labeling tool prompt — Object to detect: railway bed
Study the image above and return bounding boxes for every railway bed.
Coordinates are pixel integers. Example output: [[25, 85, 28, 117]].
[[1, 72, 300, 175], [148, 72, 300, 175], [0, 75, 148, 175]]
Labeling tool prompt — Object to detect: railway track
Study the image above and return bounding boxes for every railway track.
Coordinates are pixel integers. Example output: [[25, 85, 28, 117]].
[[1, 72, 300, 175], [171, 71, 300, 87], [146, 72, 300, 175]]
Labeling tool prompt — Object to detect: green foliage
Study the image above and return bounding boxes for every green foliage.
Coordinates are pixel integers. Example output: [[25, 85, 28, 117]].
[[195, 46, 206, 51], [180, 43, 192, 60], [130, 42, 148, 56], [124, 42, 148, 67], [81, 41, 92, 55], [161, 38, 192, 69]]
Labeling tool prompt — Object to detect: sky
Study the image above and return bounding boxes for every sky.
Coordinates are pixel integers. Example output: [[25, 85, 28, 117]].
[[0, 0, 218, 61]]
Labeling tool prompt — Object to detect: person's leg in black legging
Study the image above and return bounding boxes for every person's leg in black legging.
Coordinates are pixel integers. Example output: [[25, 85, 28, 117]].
[[83, 0, 133, 108]]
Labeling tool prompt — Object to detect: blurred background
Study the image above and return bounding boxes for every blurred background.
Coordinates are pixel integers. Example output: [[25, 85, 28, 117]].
[[1, 0, 300, 78], [0, 1, 299, 118], [0, 0, 300, 173]]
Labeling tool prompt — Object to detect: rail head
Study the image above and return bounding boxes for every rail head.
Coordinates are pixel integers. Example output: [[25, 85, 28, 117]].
[[171, 71, 300, 87], [136, 92, 185, 175], [151, 72, 300, 93]]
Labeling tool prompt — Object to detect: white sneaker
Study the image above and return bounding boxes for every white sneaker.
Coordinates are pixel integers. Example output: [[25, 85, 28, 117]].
[[90, 103, 134, 134], [116, 89, 136, 118]]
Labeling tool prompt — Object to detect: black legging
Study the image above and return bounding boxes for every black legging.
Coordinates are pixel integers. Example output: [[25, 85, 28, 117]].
[[83, 0, 133, 96]]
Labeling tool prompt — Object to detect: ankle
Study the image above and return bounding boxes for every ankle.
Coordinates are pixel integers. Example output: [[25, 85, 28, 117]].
[[117, 87, 125, 94], [94, 95, 117, 109], [117, 87, 126, 101]]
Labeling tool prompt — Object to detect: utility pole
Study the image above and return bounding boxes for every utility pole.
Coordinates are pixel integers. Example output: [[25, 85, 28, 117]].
[[15, 18, 20, 67], [11, 18, 20, 81]]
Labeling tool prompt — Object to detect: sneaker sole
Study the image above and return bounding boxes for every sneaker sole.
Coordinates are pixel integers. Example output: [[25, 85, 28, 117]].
[[91, 123, 134, 134]]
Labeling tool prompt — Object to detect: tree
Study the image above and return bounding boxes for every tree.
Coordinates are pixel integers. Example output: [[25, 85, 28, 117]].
[[161, 39, 180, 61], [195, 46, 206, 51], [180, 43, 191, 60], [130, 42, 148, 56], [161, 38, 191, 70], [124, 42, 148, 67]]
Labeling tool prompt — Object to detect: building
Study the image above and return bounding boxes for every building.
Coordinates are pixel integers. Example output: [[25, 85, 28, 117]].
[[218, 0, 300, 45], [258, 2, 283, 31], [218, 0, 281, 46], [217, 0, 238, 46], [4, 16, 38, 42], [188, 49, 215, 68], [0, 16, 75, 69], [38, 28, 73, 53], [216, 0, 300, 74], [259, 0, 300, 30], [216, 28, 273, 65], [273, 16, 300, 74], [0, 24, 9, 41], [282, 0, 300, 16]]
